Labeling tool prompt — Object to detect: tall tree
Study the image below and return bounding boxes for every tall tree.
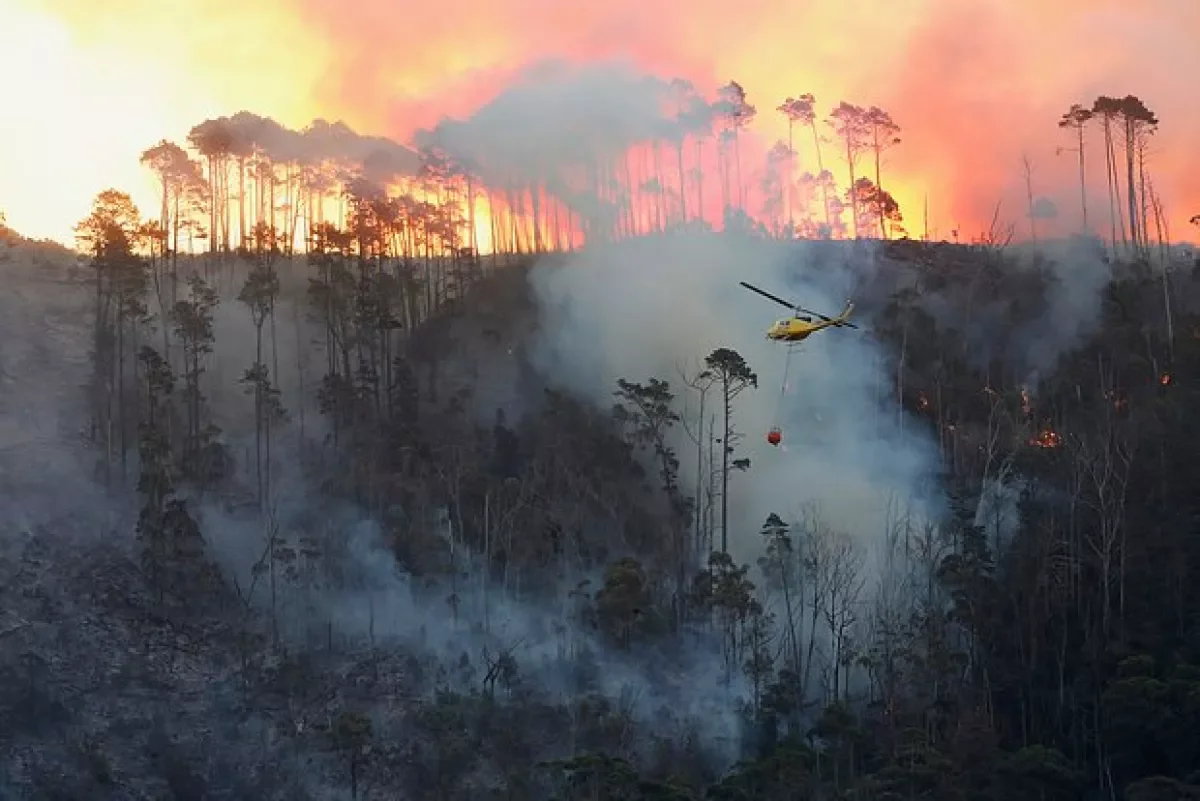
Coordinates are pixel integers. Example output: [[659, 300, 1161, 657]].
[[827, 103, 871, 238], [139, 141, 191, 244], [613, 377, 692, 619], [777, 97, 811, 235], [788, 94, 833, 233], [171, 274, 219, 479], [238, 250, 284, 507], [703, 348, 757, 554], [670, 79, 706, 226], [1057, 103, 1094, 232], [1115, 95, 1158, 256], [1091, 96, 1128, 252], [187, 118, 235, 255], [76, 189, 150, 484], [715, 81, 758, 213], [864, 107, 902, 239]]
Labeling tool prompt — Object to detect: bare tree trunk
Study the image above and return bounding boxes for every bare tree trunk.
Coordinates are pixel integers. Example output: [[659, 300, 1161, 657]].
[[1076, 122, 1089, 231], [810, 121, 831, 230]]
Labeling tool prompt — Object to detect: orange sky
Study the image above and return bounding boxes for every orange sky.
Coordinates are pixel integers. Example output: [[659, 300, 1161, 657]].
[[2, 0, 1196, 245]]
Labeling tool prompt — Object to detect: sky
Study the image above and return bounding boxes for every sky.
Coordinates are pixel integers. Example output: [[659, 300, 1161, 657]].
[[1, 0, 1196, 246]]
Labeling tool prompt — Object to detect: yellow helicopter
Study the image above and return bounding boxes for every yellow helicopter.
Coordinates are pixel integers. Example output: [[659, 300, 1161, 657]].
[[739, 281, 858, 342]]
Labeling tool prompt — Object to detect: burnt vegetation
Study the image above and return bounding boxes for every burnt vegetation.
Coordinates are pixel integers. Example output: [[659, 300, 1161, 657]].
[[1, 83, 1200, 801]]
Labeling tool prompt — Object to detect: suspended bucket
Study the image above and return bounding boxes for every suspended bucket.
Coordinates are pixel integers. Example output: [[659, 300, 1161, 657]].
[[766, 426, 782, 446]]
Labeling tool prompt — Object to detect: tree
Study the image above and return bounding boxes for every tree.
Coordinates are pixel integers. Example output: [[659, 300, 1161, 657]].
[[669, 79, 705, 225], [715, 81, 757, 213], [758, 514, 802, 676], [613, 377, 693, 615], [1114, 95, 1158, 255], [171, 273, 220, 480], [594, 557, 655, 649], [826, 103, 871, 238], [139, 140, 199, 261], [1092, 96, 1129, 253], [76, 189, 151, 483], [776, 96, 814, 234], [187, 117, 235, 254], [846, 178, 903, 240], [864, 106, 901, 239], [1058, 103, 1094, 231], [703, 348, 757, 554], [134, 346, 207, 608], [788, 94, 833, 233], [238, 252, 284, 506]]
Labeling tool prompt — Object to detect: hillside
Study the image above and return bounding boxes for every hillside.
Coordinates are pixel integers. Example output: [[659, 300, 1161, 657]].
[[2, 228, 1200, 800]]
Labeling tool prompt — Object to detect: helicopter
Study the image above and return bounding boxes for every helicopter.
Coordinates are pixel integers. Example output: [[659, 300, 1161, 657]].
[[739, 281, 858, 342]]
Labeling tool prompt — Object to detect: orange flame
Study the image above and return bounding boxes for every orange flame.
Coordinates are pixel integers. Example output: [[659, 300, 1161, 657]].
[[1030, 429, 1061, 449]]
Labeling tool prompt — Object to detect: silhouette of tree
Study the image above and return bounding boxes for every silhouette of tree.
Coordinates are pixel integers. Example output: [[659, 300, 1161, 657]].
[[827, 102, 871, 238], [187, 118, 236, 254], [776, 96, 814, 234], [715, 81, 757, 213], [1114, 95, 1158, 254], [1092, 96, 1129, 252], [76, 189, 151, 483], [703, 347, 757, 554], [1057, 103, 1094, 231], [846, 177, 903, 239], [864, 106, 901, 238]]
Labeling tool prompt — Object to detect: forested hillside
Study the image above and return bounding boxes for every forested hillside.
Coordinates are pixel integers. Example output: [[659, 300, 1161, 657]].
[[2, 186, 1200, 801]]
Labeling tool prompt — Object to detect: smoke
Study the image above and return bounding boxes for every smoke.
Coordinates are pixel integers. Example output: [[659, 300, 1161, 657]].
[[135, 259, 751, 767], [414, 59, 714, 232], [195, 112, 421, 184], [527, 232, 945, 565], [416, 60, 679, 176], [1007, 240, 1114, 382], [200, 484, 746, 752], [8, 0, 1199, 244], [0, 245, 133, 546]]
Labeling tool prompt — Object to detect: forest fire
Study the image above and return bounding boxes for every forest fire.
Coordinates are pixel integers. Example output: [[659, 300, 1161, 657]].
[[1160, 372, 1172, 386]]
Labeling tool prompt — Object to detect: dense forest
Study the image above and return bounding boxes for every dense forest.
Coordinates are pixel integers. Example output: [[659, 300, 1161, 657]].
[[2, 75, 1200, 800]]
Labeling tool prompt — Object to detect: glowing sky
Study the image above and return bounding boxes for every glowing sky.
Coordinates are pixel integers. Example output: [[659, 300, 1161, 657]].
[[1, 0, 1196, 245]]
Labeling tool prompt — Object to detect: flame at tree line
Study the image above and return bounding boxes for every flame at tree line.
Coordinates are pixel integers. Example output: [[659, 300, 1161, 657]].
[[114, 82, 1181, 260]]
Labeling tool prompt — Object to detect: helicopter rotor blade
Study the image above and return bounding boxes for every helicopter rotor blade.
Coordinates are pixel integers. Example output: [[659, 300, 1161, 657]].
[[795, 305, 861, 329], [741, 281, 861, 329], [739, 281, 799, 312], [794, 306, 836, 323]]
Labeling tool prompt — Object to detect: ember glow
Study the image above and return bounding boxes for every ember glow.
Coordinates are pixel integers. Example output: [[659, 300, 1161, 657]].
[[1031, 429, 1062, 449], [2, 0, 1197, 248]]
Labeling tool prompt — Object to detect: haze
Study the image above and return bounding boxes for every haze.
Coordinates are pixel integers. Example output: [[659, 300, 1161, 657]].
[[1, 0, 1196, 245]]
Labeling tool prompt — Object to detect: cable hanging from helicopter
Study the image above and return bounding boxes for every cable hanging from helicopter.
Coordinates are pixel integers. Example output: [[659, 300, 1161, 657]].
[[766, 344, 797, 446]]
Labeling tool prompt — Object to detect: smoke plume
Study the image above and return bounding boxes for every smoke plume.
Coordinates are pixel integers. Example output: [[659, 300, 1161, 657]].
[[528, 232, 945, 564]]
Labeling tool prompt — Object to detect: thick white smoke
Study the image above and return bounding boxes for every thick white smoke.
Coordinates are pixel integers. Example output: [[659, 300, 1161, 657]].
[[527, 232, 945, 565]]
